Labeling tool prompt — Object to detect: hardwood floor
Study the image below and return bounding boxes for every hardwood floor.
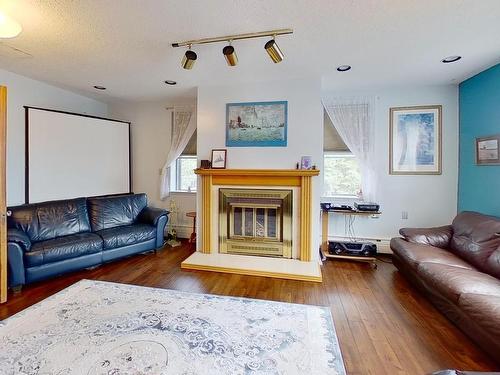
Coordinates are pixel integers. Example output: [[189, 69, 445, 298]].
[[0, 242, 497, 374]]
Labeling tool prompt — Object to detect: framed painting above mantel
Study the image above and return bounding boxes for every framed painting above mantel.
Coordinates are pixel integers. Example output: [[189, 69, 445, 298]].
[[226, 101, 287, 147], [389, 105, 442, 175]]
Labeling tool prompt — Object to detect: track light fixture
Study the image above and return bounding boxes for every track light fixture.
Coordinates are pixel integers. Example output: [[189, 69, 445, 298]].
[[223, 42, 238, 66], [172, 28, 292, 69], [181, 45, 197, 70], [264, 37, 284, 63]]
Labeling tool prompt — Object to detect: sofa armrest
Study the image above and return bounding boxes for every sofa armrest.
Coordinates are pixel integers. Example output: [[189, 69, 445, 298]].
[[138, 207, 169, 249], [399, 225, 453, 249], [7, 242, 26, 287], [7, 228, 31, 251], [138, 207, 169, 226]]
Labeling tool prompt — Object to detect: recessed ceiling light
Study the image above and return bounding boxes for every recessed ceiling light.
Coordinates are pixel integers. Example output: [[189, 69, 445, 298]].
[[93, 85, 106, 90], [164, 80, 177, 85], [441, 56, 462, 63], [336, 65, 351, 72]]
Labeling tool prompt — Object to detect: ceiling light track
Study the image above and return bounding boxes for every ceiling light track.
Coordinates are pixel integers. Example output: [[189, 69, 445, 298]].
[[171, 28, 293, 48]]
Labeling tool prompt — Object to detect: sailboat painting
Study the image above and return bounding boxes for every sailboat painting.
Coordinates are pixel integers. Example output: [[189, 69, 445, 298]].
[[226, 101, 288, 147]]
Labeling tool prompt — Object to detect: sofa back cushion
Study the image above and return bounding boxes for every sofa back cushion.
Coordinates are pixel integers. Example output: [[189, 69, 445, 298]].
[[87, 193, 147, 232], [451, 211, 500, 277], [8, 198, 91, 242]]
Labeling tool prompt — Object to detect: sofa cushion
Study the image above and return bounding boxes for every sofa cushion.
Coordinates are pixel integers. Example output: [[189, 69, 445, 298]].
[[399, 225, 453, 249], [87, 194, 148, 232], [390, 238, 475, 271], [8, 198, 91, 242], [417, 262, 500, 303], [450, 211, 500, 276], [484, 248, 500, 279], [25, 233, 103, 267], [96, 224, 156, 250], [458, 292, 500, 342]]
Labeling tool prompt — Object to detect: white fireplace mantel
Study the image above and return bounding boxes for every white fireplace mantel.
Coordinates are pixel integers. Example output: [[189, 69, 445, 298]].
[[181, 168, 322, 282]]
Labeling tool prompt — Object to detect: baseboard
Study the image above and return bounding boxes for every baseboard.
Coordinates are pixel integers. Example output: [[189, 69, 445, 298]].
[[164, 225, 193, 240]]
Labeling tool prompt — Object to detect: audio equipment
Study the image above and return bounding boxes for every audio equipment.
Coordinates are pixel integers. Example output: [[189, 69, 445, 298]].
[[354, 202, 380, 212], [320, 203, 353, 211], [328, 241, 377, 257]]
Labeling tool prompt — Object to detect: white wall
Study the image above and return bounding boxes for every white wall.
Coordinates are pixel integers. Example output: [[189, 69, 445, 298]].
[[109, 100, 196, 238], [0, 68, 107, 206], [322, 85, 459, 241], [197, 78, 323, 258]]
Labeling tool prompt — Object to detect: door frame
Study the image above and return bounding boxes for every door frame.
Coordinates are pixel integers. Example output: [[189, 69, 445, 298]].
[[0, 86, 7, 303]]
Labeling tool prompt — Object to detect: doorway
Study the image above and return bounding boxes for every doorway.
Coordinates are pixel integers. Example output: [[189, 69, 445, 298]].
[[0, 86, 7, 303]]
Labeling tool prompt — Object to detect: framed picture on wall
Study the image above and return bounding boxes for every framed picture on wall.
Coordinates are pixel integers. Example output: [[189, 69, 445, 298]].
[[225, 101, 287, 147], [211, 149, 227, 169], [389, 105, 442, 175], [476, 135, 500, 165]]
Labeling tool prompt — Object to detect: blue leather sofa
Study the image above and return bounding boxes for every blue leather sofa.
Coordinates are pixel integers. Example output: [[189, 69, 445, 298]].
[[6, 193, 168, 288]]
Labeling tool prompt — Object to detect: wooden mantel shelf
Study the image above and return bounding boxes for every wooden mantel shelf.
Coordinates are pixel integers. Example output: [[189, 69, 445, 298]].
[[195, 168, 320, 263], [194, 168, 319, 177]]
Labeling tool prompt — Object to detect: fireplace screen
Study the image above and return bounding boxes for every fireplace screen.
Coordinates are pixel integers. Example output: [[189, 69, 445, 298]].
[[219, 189, 292, 258]]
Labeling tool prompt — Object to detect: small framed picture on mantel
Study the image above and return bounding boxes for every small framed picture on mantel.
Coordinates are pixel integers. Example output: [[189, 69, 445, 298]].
[[211, 149, 227, 169], [476, 135, 500, 165]]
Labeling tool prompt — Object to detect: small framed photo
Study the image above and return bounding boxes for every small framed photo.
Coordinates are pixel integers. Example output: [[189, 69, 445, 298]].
[[211, 149, 227, 169], [476, 135, 500, 165], [300, 156, 312, 170]]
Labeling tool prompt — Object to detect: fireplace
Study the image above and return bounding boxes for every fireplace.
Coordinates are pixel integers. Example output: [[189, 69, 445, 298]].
[[219, 189, 292, 258]]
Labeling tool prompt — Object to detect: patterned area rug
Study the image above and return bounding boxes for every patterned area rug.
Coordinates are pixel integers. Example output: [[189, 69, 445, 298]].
[[0, 280, 346, 375]]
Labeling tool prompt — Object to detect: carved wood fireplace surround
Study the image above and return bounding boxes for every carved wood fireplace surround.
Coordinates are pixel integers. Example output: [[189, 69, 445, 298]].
[[181, 169, 321, 282]]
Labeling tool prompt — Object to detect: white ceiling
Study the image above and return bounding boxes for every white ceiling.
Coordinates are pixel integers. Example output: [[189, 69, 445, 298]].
[[0, 0, 499, 103]]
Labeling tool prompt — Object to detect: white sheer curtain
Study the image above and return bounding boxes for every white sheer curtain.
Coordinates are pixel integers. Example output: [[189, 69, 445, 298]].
[[160, 106, 195, 199], [322, 96, 377, 202]]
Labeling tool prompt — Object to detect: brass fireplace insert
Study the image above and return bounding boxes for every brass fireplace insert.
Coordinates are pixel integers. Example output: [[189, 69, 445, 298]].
[[219, 188, 292, 258]]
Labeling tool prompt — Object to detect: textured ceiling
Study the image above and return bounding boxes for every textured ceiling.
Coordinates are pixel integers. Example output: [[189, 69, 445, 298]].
[[0, 0, 499, 103]]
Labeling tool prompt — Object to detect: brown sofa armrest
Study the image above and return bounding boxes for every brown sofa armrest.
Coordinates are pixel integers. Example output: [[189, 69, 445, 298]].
[[399, 225, 453, 249]]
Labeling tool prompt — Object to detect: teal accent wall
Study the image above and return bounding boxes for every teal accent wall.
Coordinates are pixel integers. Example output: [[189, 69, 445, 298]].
[[458, 63, 500, 216]]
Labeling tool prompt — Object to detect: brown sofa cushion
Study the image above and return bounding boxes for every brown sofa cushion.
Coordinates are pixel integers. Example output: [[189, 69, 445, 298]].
[[484, 248, 500, 279], [450, 211, 500, 277], [458, 293, 500, 342], [390, 238, 475, 271], [417, 262, 500, 303], [399, 225, 453, 248]]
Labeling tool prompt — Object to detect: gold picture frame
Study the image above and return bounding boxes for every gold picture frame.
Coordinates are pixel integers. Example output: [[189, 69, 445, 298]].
[[389, 105, 442, 175]]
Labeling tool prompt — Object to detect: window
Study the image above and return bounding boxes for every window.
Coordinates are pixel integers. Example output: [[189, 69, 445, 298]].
[[172, 155, 197, 192], [323, 152, 362, 198], [170, 129, 197, 193]]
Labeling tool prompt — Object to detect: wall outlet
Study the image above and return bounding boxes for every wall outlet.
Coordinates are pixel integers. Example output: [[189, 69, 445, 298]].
[[402, 211, 409, 220]]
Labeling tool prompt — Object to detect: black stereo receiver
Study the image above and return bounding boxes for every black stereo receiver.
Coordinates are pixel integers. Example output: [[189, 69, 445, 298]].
[[354, 202, 380, 212], [328, 241, 377, 257], [321, 203, 353, 211]]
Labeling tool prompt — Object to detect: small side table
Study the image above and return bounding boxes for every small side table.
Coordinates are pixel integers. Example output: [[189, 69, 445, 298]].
[[186, 211, 196, 245], [321, 209, 381, 268]]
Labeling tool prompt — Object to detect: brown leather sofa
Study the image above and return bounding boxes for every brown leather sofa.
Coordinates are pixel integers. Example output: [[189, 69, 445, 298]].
[[390, 211, 500, 364]]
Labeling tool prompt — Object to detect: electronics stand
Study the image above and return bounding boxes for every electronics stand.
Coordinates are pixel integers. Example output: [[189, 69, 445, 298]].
[[321, 209, 382, 269]]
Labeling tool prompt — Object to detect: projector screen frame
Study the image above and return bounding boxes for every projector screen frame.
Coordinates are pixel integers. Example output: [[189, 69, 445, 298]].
[[24, 106, 132, 204]]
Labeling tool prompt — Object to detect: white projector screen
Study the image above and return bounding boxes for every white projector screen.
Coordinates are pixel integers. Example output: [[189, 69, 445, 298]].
[[26, 107, 131, 203]]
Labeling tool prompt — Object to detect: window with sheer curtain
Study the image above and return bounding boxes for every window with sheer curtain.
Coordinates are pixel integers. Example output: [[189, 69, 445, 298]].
[[160, 107, 195, 199], [170, 131, 197, 193], [322, 97, 377, 202], [323, 110, 362, 198]]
